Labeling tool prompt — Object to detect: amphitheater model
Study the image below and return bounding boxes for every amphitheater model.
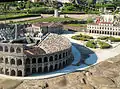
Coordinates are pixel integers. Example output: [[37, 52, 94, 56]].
[[0, 33, 73, 77]]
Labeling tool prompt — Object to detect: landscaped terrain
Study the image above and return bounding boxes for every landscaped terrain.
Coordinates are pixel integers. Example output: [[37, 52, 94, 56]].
[[71, 34, 120, 49]]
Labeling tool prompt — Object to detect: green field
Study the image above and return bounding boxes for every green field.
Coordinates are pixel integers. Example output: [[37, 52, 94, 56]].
[[13, 17, 78, 24], [0, 13, 40, 21]]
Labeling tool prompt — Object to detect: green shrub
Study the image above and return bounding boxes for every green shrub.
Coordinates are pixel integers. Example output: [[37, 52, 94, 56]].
[[97, 36, 109, 40], [98, 41, 111, 49], [86, 41, 97, 48], [109, 37, 120, 42]]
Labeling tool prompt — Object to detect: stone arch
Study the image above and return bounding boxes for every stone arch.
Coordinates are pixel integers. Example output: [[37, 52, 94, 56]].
[[59, 54, 62, 59], [26, 58, 30, 64], [59, 63, 62, 69], [38, 67, 42, 73], [26, 68, 30, 74], [49, 56, 53, 62], [0, 57, 3, 63], [5, 58, 9, 64], [5, 46, 8, 52], [10, 47, 15, 53], [11, 58, 15, 65], [18, 70, 22, 76], [63, 53, 65, 58], [66, 60, 68, 64], [0, 46, 3, 51], [55, 54, 58, 60], [32, 68, 36, 73], [0, 68, 4, 74], [49, 65, 53, 72], [16, 47, 21, 53], [44, 66, 48, 72], [32, 58, 36, 64], [63, 61, 66, 67], [17, 59, 22, 65], [5, 69, 9, 75], [110, 32, 112, 35], [38, 58, 42, 63], [44, 57, 48, 62], [113, 32, 115, 35], [11, 70, 16, 76], [55, 64, 58, 70]]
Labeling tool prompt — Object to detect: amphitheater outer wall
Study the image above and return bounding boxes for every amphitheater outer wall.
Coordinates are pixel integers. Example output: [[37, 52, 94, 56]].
[[0, 43, 73, 77]]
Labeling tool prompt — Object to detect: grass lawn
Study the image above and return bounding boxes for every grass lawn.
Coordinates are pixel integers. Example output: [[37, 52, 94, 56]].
[[0, 13, 40, 21], [13, 17, 78, 24]]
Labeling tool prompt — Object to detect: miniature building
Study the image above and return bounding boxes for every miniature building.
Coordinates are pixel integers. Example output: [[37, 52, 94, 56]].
[[26, 22, 63, 35], [87, 14, 120, 36], [0, 33, 73, 77]]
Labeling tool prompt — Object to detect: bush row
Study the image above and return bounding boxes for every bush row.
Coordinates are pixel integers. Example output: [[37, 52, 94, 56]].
[[98, 36, 120, 42], [86, 41, 97, 48], [98, 41, 111, 49]]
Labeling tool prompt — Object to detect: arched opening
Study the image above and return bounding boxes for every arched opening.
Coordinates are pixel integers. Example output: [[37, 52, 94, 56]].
[[59, 63, 62, 69], [49, 65, 53, 72], [59, 54, 62, 59], [26, 68, 30, 74], [5, 58, 9, 64], [105, 31, 107, 34], [38, 58, 42, 63], [49, 56, 53, 62], [32, 68, 36, 73], [63, 61, 66, 67], [0, 57, 3, 63], [5, 46, 8, 52], [26, 58, 30, 64], [18, 70, 22, 76], [44, 57, 48, 62], [5, 69, 9, 75], [55, 64, 58, 70], [11, 59, 15, 65], [0, 46, 3, 51], [66, 60, 68, 64], [10, 47, 15, 53], [16, 47, 21, 53], [17, 59, 22, 65], [0, 68, 4, 74], [63, 53, 65, 58], [32, 58, 36, 64], [38, 67, 42, 73], [55, 54, 58, 60], [44, 66, 48, 72], [11, 70, 16, 76], [113, 32, 115, 35], [110, 32, 112, 35]]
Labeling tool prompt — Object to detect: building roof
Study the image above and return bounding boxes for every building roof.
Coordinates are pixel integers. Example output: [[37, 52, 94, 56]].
[[38, 33, 71, 54], [23, 33, 71, 55]]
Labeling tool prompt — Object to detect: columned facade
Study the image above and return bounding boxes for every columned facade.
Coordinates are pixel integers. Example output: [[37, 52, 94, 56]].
[[0, 43, 73, 77], [25, 48, 73, 76], [87, 24, 120, 36]]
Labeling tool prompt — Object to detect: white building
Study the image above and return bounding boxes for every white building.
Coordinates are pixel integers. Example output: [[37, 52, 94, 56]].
[[87, 14, 120, 36]]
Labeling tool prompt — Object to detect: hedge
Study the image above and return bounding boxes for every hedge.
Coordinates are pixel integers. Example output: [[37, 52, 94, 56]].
[[98, 41, 111, 49], [86, 41, 97, 48]]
